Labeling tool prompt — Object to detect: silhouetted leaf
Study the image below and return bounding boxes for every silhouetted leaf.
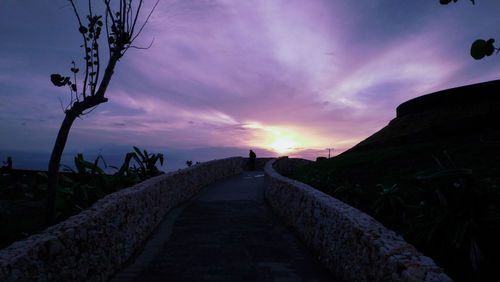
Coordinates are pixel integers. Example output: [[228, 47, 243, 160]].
[[71, 84, 77, 92], [440, 0, 474, 5], [471, 40, 487, 60], [470, 39, 495, 60], [133, 146, 145, 160], [97, 20, 103, 26], [485, 39, 495, 56], [79, 26, 88, 34], [62, 77, 70, 85], [50, 74, 70, 87], [108, 37, 115, 44], [50, 74, 62, 86]]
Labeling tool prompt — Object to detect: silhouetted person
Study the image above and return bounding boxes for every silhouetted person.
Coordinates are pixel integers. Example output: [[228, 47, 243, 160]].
[[1, 156, 12, 171], [249, 150, 256, 171]]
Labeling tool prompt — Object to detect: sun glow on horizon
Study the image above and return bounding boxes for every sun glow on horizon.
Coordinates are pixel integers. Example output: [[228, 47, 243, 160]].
[[243, 122, 323, 154]]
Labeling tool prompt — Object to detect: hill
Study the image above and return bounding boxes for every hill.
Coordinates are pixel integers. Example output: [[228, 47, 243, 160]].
[[294, 80, 500, 185], [347, 79, 500, 154], [289, 79, 500, 281]]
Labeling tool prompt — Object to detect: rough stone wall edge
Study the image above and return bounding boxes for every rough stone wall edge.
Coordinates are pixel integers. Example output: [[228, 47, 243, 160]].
[[0, 157, 247, 282], [264, 157, 453, 282]]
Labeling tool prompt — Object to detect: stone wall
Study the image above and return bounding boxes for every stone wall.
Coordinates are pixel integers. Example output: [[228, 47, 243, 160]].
[[264, 157, 452, 281], [0, 157, 246, 281]]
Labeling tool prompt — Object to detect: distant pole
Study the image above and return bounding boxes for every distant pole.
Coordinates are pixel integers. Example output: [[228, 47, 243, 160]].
[[327, 148, 334, 158]]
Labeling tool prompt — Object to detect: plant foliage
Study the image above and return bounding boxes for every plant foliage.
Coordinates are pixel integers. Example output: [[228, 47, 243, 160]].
[[0, 146, 165, 248], [289, 150, 500, 281], [439, 0, 499, 60]]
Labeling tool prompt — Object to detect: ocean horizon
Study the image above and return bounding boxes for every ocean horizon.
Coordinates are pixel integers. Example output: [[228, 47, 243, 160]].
[[0, 146, 285, 173]]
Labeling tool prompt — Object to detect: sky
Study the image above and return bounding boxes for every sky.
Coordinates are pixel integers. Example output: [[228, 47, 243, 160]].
[[1, 0, 499, 171]]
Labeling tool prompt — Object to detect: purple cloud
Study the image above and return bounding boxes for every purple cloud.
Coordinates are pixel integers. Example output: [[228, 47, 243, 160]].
[[1, 0, 500, 168]]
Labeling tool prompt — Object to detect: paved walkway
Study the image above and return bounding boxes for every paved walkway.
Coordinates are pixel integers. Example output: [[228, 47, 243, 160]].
[[111, 171, 333, 282]]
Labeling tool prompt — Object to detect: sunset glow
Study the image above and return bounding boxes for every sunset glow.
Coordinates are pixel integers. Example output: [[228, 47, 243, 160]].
[[243, 123, 297, 154], [243, 122, 329, 155], [1, 1, 500, 170]]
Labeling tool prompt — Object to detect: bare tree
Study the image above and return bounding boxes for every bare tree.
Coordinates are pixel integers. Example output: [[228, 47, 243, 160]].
[[48, 0, 159, 224]]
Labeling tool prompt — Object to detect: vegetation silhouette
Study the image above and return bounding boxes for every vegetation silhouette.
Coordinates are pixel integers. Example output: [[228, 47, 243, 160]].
[[0, 157, 12, 171], [289, 80, 500, 281], [128, 146, 164, 180], [0, 147, 164, 249], [440, 0, 499, 60], [47, 0, 159, 224]]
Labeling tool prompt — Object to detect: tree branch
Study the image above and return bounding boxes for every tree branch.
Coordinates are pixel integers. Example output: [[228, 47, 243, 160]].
[[68, 0, 89, 99], [130, 0, 159, 44], [130, 0, 144, 36], [129, 37, 154, 50]]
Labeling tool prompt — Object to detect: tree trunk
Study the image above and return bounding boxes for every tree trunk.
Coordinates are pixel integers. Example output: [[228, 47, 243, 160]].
[[45, 53, 120, 224], [46, 111, 78, 224]]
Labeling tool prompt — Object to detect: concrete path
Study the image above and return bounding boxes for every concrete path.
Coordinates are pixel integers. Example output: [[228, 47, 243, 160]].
[[111, 171, 334, 282]]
